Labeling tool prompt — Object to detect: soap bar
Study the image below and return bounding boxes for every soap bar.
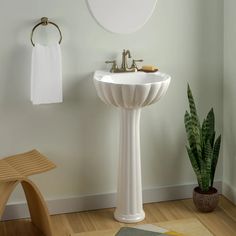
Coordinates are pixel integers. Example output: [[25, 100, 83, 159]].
[[141, 65, 158, 72]]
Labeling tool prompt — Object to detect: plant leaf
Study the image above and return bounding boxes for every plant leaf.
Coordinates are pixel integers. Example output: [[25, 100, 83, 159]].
[[205, 108, 215, 148], [184, 111, 201, 166], [187, 84, 201, 130], [211, 135, 221, 186], [186, 146, 202, 187]]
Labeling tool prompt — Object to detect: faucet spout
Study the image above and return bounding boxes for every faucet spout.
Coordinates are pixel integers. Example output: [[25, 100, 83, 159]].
[[121, 49, 132, 71], [126, 50, 131, 58]]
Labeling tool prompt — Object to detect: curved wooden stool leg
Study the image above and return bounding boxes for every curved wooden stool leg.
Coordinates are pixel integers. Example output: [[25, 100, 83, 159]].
[[0, 181, 19, 219], [21, 179, 53, 236]]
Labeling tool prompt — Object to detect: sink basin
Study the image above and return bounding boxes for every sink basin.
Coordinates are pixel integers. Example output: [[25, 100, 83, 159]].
[[93, 70, 171, 109], [93, 70, 171, 223]]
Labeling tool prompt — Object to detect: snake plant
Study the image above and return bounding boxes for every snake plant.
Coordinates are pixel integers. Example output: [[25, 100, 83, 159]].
[[184, 84, 221, 192]]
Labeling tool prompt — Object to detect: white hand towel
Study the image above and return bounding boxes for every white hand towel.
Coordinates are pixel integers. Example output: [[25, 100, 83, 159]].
[[31, 43, 62, 105]]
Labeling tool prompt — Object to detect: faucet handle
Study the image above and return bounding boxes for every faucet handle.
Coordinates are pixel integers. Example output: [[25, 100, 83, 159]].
[[133, 59, 143, 63], [131, 59, 143, 70], [105, 60, 116, 64], [105, 60, 118, 73]]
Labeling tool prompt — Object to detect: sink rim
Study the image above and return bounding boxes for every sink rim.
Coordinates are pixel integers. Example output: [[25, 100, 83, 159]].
[[94, 70, 171, 86]]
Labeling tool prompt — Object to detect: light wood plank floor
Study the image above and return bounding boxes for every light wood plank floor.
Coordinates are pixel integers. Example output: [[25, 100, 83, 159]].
[[0, 196, 235, 236]]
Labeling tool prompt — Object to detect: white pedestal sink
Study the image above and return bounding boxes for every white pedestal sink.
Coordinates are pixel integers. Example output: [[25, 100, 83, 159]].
[[93, 70, 171, 223]]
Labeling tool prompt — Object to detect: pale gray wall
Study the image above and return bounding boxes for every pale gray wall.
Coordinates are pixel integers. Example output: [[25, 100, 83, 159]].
[[223, 0, 236, 203], [0, 0, 223, 203]]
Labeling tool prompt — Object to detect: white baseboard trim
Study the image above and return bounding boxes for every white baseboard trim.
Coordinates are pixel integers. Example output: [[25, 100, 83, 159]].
[[2, 181, 222, 221], [222, 182, 236, 205]]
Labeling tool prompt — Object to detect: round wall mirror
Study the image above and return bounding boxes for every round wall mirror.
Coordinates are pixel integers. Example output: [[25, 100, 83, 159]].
[[87, 0, 158, 34]]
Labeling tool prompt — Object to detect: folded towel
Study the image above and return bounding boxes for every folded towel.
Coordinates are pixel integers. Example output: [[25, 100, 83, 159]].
[[31, 43, 62, 105]]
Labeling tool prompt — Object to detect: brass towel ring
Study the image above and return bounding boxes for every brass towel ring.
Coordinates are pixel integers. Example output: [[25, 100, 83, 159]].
[[31, 17, 62, 46]]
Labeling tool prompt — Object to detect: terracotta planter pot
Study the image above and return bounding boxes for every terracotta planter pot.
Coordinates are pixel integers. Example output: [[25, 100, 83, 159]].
[[193, 187, 219, 212]]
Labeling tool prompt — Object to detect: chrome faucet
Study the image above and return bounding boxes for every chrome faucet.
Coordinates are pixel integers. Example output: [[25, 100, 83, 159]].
[[106, 49, 143, 73], [121, 50, 132, 72]]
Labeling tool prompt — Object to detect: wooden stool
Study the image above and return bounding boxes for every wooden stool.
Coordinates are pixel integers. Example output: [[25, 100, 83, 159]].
[[0, 150, 56, 236]]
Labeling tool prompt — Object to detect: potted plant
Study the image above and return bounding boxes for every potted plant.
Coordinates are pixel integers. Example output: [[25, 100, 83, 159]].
[[184, 84, 221, 212]]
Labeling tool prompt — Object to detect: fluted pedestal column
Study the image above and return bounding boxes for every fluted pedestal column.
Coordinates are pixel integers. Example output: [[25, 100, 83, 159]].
[[114, 108, 145, 223]]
